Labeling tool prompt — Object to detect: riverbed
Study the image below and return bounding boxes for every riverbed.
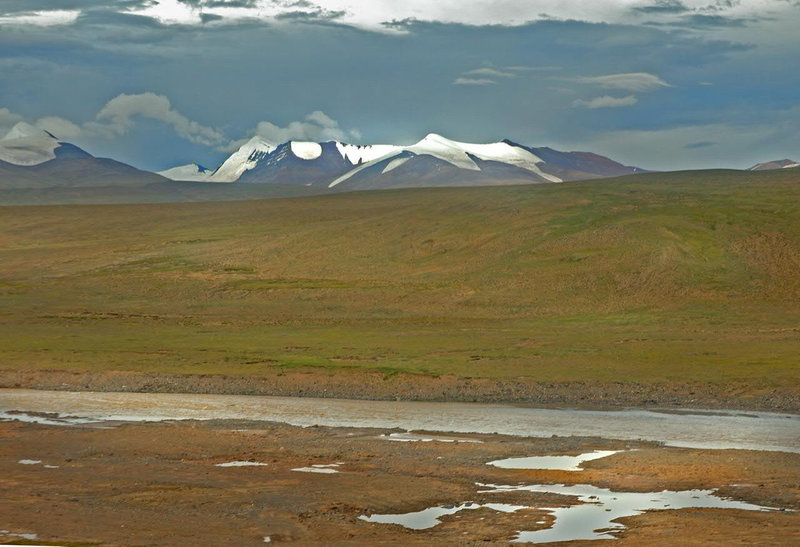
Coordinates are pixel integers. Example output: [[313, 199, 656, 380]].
[[1, 389, 798, 545], [1, 389, 797, 452]]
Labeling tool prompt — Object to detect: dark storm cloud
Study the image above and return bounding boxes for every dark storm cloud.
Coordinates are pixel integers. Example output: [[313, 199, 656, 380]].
[[685, 141, 716, 149], [178, 1, 260, 7], [274, 9, 347, 23], [200, 13, 223, 23], [679, 14, 750, 27], [633, 1, 690, 14], [0, 0, 149, 13]]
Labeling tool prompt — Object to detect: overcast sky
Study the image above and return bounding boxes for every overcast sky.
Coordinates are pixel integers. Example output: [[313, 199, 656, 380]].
[[1, 0, 798, 171]]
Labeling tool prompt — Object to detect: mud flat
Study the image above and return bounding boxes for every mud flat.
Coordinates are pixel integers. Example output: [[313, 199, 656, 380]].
[[1, 391, 798, 545]]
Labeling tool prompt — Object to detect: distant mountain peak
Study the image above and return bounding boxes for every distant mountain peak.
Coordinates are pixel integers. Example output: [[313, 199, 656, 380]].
[[0, 122, 67, 166], [208, 136, 276, 182], [157, 163, 212, 182], [748, 159, 799, 171]]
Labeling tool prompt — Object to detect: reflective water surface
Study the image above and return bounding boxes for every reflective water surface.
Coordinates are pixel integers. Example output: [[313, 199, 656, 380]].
[[1, 389, 797, 452], [488, 450, 621, 471]]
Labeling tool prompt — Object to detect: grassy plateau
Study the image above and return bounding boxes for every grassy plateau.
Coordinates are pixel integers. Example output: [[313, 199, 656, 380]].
[[1, 168, 799, 395]]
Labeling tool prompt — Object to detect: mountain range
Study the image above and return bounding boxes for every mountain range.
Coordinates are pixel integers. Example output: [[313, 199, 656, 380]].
[[1, 121, 796, 203], [157, 133, 645, 189]]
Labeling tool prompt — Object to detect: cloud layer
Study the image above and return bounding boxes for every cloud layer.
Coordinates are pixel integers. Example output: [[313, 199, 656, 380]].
[[1, 1, 796, 30], [0, 1, 797, 171], [2, 93, 357, 158], [572, 95, 639, 109]]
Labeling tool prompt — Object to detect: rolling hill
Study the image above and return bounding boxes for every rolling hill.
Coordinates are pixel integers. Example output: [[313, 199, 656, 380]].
[[1, 168, 798, 407]]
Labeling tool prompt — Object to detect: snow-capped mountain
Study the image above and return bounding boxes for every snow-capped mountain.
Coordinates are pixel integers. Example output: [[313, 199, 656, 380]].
[[163, 133, 643, 189], [0, 122, 166, 189], [157, 163, 213, 182], [208, 136, 276, 182], [237, 141, 354, 185], [747, 159, 800, 171], [0, 122, 87, 166], [328, 134, 563, 189]]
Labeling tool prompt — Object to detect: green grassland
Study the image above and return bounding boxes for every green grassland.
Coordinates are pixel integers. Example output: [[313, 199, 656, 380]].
[[1, 168, 799, 390]]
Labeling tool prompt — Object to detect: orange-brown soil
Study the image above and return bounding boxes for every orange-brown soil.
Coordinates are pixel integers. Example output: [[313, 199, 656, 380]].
[[1, 418, 797, 545]]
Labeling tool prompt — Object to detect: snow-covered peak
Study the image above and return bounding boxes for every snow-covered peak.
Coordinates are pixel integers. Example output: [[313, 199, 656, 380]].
[[2, 121, 55, 142], [335, 142, 401, 165], [209, 136, 276, 182], [290, 141, 322, 160], [0, 122, 62, 166], [418, 133, 453, 145], [411, 134, 562, 181], [748, 159, 800, 171], [329, 134, 563, 188], [157, 163, 212, 182]]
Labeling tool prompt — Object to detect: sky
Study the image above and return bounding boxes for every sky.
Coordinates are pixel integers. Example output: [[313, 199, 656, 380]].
[[0, 0, 798, 172]]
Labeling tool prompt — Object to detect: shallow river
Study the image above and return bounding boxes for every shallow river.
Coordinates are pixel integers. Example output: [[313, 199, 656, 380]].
[[1, 389, 797, 452]]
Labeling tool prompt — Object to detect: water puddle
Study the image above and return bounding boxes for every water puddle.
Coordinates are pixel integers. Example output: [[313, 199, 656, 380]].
[[0, 530, 39, 541], [361, 461, 782, 543], [360, 502, 529, 530], [292, 463, 342, 474], [488, 450, 620, 471], [477, 483, 778, 543], [381, 432, 482, 443], [215, 461, 268, 467], [1, 410, 103, 427], [17, 459, 42, 465]]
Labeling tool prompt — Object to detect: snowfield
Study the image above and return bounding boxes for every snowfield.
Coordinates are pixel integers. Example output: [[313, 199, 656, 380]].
[[0, 122, 61, 166]]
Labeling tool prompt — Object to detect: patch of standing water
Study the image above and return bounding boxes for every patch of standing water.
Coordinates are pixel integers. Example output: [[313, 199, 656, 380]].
[[360, 502, 529, 530], [381, 432, 483, 443], [215, 461, 268, 467], [17, 459, 42, 465], [0, 531, 39, 541], [477, 483, 780, 543], [292, 463, 342, 474], [1, 410, 103, 427], [488, 450, 620, 471]]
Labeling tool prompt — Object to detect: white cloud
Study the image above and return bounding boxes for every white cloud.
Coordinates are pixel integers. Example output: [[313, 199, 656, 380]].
[[35, 116, 82, 139], [126, 0, 201, 25], [572, 95, 639, 108], [0, 1, 795, 33], [0, 10, 80, 27], [93, 92, 225, 147], [453, 77, 496, 86], [0, 108, 24, 136], [506, 65, 562, 72], [118, 1, 800, 32], [463, 67, 516, 78], [4, 95, 358, 153], [221, 110, 358, 151], [573, 72, 671, 92], [0, 109, 83, 140]]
